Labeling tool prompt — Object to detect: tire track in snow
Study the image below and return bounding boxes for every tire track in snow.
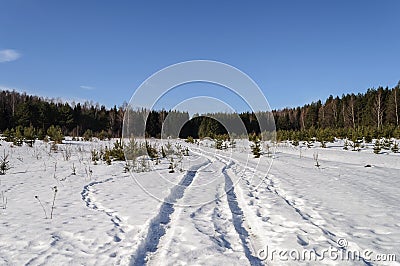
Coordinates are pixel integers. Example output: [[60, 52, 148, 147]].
[[190, 147, 263, 265], [216, 150, 341, 240], [218, 149, 373, 266], [222, 164, 264, 266], [190, 193, 233, 251], [130, 160, 210, 266]]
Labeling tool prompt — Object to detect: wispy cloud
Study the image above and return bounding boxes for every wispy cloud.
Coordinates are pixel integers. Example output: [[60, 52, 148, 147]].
[[0, 49, 21, 63], [80, 85, 95, 90]]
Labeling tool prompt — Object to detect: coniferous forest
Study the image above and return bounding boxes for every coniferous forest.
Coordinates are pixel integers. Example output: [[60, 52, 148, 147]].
[[1, 82, 399, 141]]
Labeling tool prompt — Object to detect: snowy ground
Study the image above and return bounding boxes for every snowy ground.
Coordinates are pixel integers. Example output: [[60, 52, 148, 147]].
[[0, 138, 399, 265]]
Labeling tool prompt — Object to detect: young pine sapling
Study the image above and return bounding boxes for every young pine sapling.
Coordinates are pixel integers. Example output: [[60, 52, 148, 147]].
[[373, 140, 381, 154], [168, 158, 175, 173], [0, 150, 11, 175], [391, 142, 399, 153]]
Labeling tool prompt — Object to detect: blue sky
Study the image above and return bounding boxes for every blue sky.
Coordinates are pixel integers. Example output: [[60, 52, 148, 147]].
[[0, 0, 399, 111]]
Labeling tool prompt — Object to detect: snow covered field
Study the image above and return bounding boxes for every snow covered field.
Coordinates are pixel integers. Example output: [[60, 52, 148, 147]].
[[0, 138, 399, 265]]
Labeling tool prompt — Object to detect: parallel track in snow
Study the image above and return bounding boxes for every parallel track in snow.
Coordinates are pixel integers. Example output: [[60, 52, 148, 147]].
[[213, 149, 374, 266], [222, 164, 264, 266], [130, 160, 211, 266], [190, 149, 263, 266]]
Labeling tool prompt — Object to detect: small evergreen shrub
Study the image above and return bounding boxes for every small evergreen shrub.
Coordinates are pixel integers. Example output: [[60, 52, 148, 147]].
[[145, 141, 158, 159], [91, 149, 100, 164], [13, 126, 23, 146], [111, 140, 125, 161], [185, 136, 194, 143], [83, 129, 93, 141], [249, 133, 261, 158], [373, 140, 381, 154], [168, 158, 175, 173], [391, 142, 399, 153], [47, 125, 63, 144], [24, 126, 36, 147], [343, 140, 349, 150]]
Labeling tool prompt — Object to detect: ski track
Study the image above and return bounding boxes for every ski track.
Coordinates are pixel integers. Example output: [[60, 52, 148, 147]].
[[130, 160, 210, 266]]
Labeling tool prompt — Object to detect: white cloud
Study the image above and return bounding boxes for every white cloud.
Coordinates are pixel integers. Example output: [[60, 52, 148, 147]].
[[0, 49, 21, 63], [80, 85, 95, 90]]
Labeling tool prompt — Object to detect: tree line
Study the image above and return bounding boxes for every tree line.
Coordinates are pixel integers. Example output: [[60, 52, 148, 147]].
[[1, 82, 399, 141], [273, 82, 400, 141], [0, 90, 125, 138]]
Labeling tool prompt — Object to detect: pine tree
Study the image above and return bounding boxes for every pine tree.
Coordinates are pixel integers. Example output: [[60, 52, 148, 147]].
[[250, 134, 261, 158], [343, 140, 349, 150], [14, 126, 23, 146], [215, 137, 223, 150], [373, 140, 381, 154], [161, 146, 166, 158], [391, 142, 399, 153], [321, 140, 327, 148], [110, 140, 125, 161], [351, 137, 361, 151], [103, 147, 112, 165], [145, 141, 158, 159], [168, 158, 175, 173], [3, 129, 14, 143], [83, 129, 93, 141], [24, 126, 36, 147], [382, 138, 391, 150], [47, 125, 63, 144]]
